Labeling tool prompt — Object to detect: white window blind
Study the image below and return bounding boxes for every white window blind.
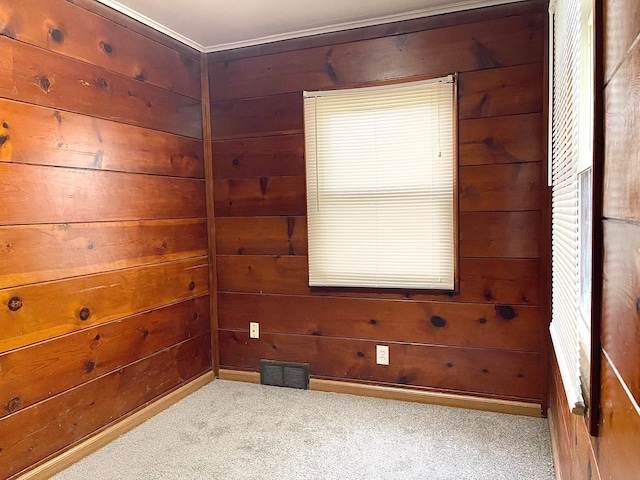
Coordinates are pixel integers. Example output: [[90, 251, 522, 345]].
[[303, 76, 456, 290], [549, 0, 586, 415]]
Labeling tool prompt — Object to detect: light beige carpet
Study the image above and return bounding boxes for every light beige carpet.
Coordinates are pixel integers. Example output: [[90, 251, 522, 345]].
[[53, 379, 554, 479]]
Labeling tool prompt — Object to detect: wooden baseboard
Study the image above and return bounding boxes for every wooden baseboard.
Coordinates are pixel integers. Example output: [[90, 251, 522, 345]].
[[17, 371, 215, 480], [219, 369, 541, 417]]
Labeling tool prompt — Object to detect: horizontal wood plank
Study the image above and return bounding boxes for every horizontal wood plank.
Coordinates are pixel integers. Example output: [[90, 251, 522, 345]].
[[0, 0, 201, 99], [459, 113, 544, 165], [211, 93, 303, 140], [603, 41, 640, 222], [210, 65, 543, 140], [0, 163, 206, 225], [459, 258, 541, 305], [596, 352, 640, 480], [0, 99, 204, 177], [215, 216, 307, 255], [0, 296, 210, 418], [218, 292, 541, 352], [0, 257, 209, 353], [458, 63, 544, 119], [211, 134, 304, 179], [0, 36, 202, 139], [208, 13, 544, 101], [459, 162, 541, 211], [207, 1, 547, 63], [219, 330, 542, 400], [548, 353, 600, 480], [603, 0, 640, 82], [217, 255, 541, 305], [213, 176, 306, 217], [601, 221, 640, 405], [459, 211, 541, 258], [0, 219, 208, 288], [0, 333, 211, 479]]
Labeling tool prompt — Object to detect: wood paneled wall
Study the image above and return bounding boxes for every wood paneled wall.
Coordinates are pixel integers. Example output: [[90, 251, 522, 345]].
[[0, 1, 211, 477], [209, 1, 548, 404], [549, 0, 640, 478]]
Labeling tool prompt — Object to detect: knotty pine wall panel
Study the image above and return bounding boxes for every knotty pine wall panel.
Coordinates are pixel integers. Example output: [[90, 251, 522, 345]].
[[548, 0, 640, 478], [208, 13, 543, 102], [0, 334, 211, 480], [0, 1, 210, 477], [209, 1, 548, 404], [0, 0, 201, 100], [220, 331, 542, 401], [0, 219, 208, 288], [0, 99, 204, 177], [0, 296, 210, 419], [0, 36, 201, 139]]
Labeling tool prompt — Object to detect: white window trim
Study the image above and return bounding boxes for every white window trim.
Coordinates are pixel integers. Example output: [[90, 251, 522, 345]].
[[303, 75, 457, 290]]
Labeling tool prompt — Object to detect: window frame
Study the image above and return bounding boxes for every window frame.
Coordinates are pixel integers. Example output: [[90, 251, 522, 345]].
[[548, 0, 602, 435], [302, 74, 460, 294]]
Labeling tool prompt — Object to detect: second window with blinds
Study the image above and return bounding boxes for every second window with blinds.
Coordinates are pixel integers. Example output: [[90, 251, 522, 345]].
[[303, 75, 457, 290]]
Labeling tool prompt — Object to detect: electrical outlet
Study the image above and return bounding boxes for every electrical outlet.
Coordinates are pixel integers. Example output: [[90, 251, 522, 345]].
[[376, 345, 389, 365], [249, 322, 260, 339]]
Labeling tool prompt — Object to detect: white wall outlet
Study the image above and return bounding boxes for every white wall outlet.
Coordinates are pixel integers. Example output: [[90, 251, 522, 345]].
[[249, 322, 260, 339], [376, 345, 389, 365]]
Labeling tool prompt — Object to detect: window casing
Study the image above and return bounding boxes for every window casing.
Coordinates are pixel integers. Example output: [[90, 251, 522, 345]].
[[548, 0, 594, 415], [303, 76, 457, 290]]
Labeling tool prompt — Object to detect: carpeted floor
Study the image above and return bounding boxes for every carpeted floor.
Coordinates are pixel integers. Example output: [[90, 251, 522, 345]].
[[53, 380, 555, 480]]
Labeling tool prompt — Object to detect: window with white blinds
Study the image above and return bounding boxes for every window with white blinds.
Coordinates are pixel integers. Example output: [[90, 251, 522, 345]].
[[303, 76, 456, 290], [549, 0, 593, 415]]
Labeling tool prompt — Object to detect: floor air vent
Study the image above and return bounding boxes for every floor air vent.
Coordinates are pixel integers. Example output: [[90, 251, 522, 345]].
[[260, 360, 310, 390]]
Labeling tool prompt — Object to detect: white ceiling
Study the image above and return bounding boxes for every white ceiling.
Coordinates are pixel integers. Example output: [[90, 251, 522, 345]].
[[96, 0, 526, 53]]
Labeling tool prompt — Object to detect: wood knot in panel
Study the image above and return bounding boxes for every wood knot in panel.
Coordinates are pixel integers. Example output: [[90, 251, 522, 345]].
[[324, 63, 338, 83], [495, 304, 516, 320], [85, 360, 96, 373], [78, 307, 91, 321], [8, 296, 22, 311], [287, 217, 294, 238], [259, 176, 268, 195], [479, 317, 488, 324], [357, 351, 365, 358], [0, 134, 7, 146], [430, 315, 447, 328], [100, 41, 113, 54], [189, 281, 196, 291], [369, 319, 377, 325], [97, 78, 108, 89], [6, 397, 21, 414], [2, 122, 8, 129], [38, 76, 51, 93], [135, 73, 146, 82], [192, 312, 199, 320], [50, 28, 64, 43]]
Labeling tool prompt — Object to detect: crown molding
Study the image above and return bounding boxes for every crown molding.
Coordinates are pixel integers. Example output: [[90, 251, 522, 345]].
[[96, 0, 525, 53], [95, 0, 206, 51]]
